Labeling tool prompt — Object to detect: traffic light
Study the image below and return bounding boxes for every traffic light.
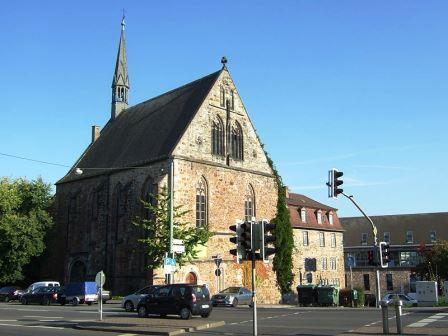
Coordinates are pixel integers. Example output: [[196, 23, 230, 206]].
[[261, 220, 276, 261], [379, 241, 390, 268], [327, 169, 344, 198], [367, 249, 375, 266], [240, 221, 253, 252], [229, 221, 245, 262]]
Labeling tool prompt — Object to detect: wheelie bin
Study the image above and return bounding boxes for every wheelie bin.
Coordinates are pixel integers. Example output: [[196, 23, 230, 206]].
[[316, 286, 339, 306], [297, 285, 317, 306]]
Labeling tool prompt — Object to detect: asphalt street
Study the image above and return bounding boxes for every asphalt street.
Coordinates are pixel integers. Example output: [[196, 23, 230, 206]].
[[0, 301, 447, 336]]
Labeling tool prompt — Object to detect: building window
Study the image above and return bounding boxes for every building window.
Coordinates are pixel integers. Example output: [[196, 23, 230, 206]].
[[231, 122, 243, 160], [329, 212, 334, 225], [244, 184, 255, 222], [230, 90, 235, 110], [361, 233, 368, 245], [384, 232, 390, 243], [330, 257, 336, 270], [302, 231, 309, 246], [430, 231, 437, 243], [220, 86, 225, 107], [211, 116, 225, 156], [317, 210, 322, 224], [386, 273, 393, 291], [331, 233, 336, 248], [406, 231, 414, 244], [196, 178, 208, 227], [363, 274, 370, 290], [322, 257, 327, 270], [301, 208, 306, 222], [319, 232, 325, 247]]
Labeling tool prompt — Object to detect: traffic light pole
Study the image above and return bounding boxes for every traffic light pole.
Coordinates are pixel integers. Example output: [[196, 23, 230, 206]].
[[251, 251, 258, 336], [341, 192, 381, 308]]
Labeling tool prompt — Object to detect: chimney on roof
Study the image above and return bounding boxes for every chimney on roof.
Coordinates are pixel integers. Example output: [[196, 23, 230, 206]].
[[284, 186, 289, 199], [91, 125, 101, 143]]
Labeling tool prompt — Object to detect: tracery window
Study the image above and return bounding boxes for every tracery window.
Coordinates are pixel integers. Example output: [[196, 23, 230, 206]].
[[244, 184, 256, 222], [211, 116, 225, 156], [196, 177, 208, 227], [231, 122, 243, 160], [220, 86, 225, 107]]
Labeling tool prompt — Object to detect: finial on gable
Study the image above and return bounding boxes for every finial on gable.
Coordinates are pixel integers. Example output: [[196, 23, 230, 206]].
[[221, 56, 228, 69], [121, 10, 126, 31]]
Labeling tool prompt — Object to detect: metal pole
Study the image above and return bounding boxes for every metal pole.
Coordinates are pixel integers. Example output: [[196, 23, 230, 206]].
[[168, 159, 174, 284], [380, 300, 389, 334], [99, 273, 103, 321], [394, 300, 403, 334], [251, 252, 258, 336], [350, 265, 354, 307], [341, 192, 381, 307]]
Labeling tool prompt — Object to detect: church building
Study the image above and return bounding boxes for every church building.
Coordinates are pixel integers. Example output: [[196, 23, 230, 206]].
[[48, 19, 344, 303]]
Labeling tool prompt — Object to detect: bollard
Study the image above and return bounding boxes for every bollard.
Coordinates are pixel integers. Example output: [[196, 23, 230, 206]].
[[394, 299, 403, 335], [379, 300, 389, 334]]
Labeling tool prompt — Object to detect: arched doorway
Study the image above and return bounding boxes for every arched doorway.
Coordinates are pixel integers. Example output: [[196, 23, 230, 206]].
[[69, 260, 86, 283], [185, 272, 197, 285]]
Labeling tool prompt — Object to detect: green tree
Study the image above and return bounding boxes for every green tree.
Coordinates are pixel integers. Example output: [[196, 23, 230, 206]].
[[0, 177, 54, 283], [133, 186, 212, 269], [266, 156, 294, 294], [416, 240, 448, 281]]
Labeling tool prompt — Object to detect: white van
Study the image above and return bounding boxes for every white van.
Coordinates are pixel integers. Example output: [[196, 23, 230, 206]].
[[26, 281, 60, 292]]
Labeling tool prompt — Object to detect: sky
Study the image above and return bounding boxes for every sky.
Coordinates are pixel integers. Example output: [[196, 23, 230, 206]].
[[1, 1, 447, 217]]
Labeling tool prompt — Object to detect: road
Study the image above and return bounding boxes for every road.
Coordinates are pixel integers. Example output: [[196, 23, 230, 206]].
[[0, 301, 447, 336]]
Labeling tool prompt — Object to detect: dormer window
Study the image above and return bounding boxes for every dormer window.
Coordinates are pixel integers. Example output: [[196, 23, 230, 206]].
[[329, 212, 334, 225], [301, 208, 306, 223], [317, 210, 322, 224]]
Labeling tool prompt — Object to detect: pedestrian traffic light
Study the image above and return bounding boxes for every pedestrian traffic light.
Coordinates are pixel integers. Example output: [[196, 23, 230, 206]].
[[379, 241, 390, 268], [261, 220, 276, 261], [327, 169, 344, 198], [229, 221, 245, 263]]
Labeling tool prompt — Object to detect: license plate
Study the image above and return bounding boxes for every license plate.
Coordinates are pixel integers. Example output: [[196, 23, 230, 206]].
[[201, 304, 209, 308]]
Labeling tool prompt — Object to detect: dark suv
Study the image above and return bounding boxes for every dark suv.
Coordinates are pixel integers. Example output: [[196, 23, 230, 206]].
[[137, 284, 212, 320]]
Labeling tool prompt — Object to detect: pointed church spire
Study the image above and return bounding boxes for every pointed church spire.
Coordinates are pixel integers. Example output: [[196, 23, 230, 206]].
[[111, 15, 130, 120]]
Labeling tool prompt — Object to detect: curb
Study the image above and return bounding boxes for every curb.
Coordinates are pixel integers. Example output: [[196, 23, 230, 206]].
[[74, 320, 225, 336]]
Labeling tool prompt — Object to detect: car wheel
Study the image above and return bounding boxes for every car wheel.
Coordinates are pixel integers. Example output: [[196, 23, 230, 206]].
[[42, 297, 50, 305], [180, 307, 191, 320], [21, 298, 27, 305], [137, 305, 148, 318], [201, 312, 211, 318], [87, 302, 93, 306], [249, 303, 253, 308], [212, 303, 217, 307], [160, 313, 167, 318], [124, 301, 134, 312], [232, 298, 238, 307]]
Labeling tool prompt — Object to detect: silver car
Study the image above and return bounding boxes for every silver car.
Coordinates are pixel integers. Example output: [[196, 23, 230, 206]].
[[383, 293, 417, 306], [211, 287, 253, 307], [121, 285, 160, 312]]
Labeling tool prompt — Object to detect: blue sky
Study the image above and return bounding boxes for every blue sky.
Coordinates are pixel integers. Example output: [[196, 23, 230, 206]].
[[1, 1, 447, 217]]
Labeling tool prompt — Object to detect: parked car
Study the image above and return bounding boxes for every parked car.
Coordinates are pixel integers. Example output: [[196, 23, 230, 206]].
[[20, 286, 59, 305], [25, 281, 60, 293], [122, 285, 161, 312], [211, 286, 253, 307], [137, 284, 212, 320], [383, 293, 417, 305], [101, 289, 112, 303], [0, 286, 24, 302]]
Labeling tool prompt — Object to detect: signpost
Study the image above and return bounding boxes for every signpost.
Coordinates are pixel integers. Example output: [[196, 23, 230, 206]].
[[164, 256, 176, 275], [346, 256, 354, 307], [95, 271, 105, 321]]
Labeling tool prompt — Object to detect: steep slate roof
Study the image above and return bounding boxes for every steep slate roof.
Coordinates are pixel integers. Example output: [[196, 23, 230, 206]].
[[341, 212, 448, 246], [58, 70, 222, 184], [287, 193, 344, 232]]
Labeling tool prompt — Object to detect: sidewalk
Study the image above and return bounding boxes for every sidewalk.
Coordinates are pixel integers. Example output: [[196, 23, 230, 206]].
[[338, 325, 448, 336], [75, 316, 225, 336]]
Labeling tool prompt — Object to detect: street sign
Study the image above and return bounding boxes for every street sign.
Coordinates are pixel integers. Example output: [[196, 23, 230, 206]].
[[212, 255, 222, 268], [173, 239, 183, 245], [95, 271, 106, 287], [215, 269, 221, 277], [173, 244, 185, 253], [346, 256, 355, 268], [164, 257, 176, 274]]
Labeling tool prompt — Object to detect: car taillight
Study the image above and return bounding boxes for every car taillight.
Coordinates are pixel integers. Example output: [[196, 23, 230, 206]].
[[191, 293, 197, 303], [53, 293, 57, 299]]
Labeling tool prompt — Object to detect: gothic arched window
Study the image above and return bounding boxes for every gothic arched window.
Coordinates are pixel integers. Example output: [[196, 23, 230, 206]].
[[142, 176, 158, 220], [244, 184, 256, 222], [212, 116, 225, 156], [196, 177, 208, 227], [220, 86, 225, 107], [231, 122, 243, 160], [230, 90, 235, 110]]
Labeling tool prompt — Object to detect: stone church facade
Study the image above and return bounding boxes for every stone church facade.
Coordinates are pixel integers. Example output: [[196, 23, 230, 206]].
[[47, 19, 344, 303]]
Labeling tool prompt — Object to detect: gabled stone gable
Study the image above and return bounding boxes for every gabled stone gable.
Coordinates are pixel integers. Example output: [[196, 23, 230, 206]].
[[173, 70, 273, 175]]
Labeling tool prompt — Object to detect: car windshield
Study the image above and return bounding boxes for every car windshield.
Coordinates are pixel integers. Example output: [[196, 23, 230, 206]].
[[221, 287, 240, 294]]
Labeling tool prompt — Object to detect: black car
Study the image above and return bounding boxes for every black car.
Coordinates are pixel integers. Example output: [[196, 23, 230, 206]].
[[20, 286, 59, 305], [137, 284, 212, 320], [0, 286, 23, 302]]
